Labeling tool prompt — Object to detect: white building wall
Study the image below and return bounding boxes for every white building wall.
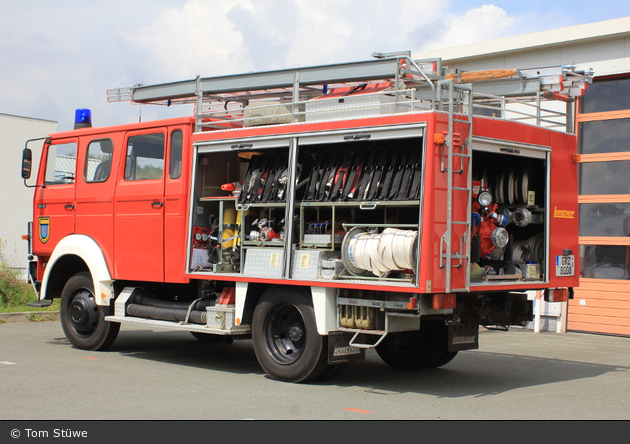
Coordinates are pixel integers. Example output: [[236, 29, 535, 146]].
[[0, 114, 57, 274]]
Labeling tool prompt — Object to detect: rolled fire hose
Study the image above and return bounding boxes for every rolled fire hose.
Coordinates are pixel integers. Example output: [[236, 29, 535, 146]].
[[345, 228, 417, 277]]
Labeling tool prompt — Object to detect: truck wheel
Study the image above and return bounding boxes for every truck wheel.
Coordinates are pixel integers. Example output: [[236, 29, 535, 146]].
[[430, 350, 458, 368], [376, 320, 450, 370], [60, 271, 120, 351], [252, 287, 329, 383]]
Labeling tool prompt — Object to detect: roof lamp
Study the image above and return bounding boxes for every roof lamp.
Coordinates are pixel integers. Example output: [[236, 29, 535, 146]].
[[74, 108, 92, 129]]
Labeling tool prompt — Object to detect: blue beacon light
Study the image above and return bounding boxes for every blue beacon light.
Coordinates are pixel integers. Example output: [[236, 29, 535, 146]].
[[74, 108, 92, 129]]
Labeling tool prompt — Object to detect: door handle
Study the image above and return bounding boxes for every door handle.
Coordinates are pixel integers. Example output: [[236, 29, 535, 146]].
[[64, 204, 75, 210], [151, 201, 164, 208]]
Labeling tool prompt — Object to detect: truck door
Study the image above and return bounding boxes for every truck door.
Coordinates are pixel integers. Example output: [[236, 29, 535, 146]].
[[75, 137, 119, 268], [33, 138, 78, 256], [164, 127, 190, 283], [113, 130, 166, 282]]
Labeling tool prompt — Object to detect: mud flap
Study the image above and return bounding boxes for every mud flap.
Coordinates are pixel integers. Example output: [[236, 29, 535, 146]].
[[327, 332, 366, 364], [447, 324, 479, 352]]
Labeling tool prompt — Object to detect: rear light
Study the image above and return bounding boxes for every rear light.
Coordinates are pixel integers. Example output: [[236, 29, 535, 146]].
[[544, 288, 568, 303], [432, 294, 456, 310]]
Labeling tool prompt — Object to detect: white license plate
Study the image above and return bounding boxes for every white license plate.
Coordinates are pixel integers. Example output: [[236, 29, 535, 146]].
[[556, 255, 575, 276]]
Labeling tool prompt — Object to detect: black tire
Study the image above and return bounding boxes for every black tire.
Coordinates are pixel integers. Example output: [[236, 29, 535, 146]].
[[376, 320, 452, 370], [190, 331, 227, 343], [252, 286, 329, 383], [430, 350, 459, 368], [60, 271, 120, 351]]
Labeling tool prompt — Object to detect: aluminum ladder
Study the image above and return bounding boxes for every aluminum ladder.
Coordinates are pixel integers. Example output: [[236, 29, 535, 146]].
[[437, 79, 473, 293]]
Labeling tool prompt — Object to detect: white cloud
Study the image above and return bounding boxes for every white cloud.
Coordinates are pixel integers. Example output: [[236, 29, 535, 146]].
[[123, 0, 451, 78], [423, 4, 514, 50], [1, 0, 620, 132]]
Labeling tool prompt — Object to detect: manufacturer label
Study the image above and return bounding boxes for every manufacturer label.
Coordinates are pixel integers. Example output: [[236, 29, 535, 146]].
[[448, 324, 479, 351], [555, 255, 575, 276], [553, 206, 576, 219], [333, 346, 362, 356], [299, 253, 310, 269], [452, 335, 477, 345], [327, 332, 365, 364]]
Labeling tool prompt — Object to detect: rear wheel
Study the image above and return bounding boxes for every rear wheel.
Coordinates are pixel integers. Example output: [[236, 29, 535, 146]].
[[252, 287, 329, 383], [376, 320, 456, 370], [430, 350, 458, 368], [60, 271, 120, 351]]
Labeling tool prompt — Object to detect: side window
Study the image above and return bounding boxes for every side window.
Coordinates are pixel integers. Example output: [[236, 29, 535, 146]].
[[44, 142, 77, 185], [125, 133, 165, 181], [169, 130, 183, 179], [84, 139, 113, 183]]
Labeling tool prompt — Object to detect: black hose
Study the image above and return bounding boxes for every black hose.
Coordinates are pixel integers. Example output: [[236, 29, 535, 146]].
[[126, 304, 207, 324], [130, 293, 215, 311]]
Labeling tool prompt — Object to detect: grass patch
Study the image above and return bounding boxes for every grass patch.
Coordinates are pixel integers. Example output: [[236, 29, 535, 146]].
[[0, 299, 61, 314], [27, 313, 58, 322]]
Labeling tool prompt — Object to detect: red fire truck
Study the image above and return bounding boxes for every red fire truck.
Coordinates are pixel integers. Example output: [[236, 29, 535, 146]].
[[21, 52, 590, 382]]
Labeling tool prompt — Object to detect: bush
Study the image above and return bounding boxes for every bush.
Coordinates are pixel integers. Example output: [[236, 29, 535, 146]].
[[0, 263, 35, 307], [0, 241, 36, 308]]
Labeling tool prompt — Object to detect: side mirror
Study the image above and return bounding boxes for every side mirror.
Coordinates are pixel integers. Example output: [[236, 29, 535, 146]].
[[21, 148, 32, 179]]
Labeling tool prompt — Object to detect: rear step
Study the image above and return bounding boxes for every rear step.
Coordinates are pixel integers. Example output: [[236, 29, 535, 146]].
[[104, 315, 251, 335], [27, 300, 53, 307]]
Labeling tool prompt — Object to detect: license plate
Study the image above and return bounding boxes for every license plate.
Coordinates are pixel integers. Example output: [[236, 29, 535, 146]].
[[556, 255, 575, 276]]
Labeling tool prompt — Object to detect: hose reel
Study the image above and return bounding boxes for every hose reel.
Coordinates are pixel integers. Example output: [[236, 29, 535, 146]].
[[341, 227, 418, 277]]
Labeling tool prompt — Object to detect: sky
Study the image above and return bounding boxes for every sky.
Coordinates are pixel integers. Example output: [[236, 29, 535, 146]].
[[2, 0, 630, 132]]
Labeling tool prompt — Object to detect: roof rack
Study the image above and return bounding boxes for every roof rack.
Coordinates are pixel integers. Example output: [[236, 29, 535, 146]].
[[107, 53, 593, 133]]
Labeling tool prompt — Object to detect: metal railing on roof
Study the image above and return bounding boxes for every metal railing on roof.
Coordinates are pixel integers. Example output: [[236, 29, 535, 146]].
[[106, 53, 592, 134]]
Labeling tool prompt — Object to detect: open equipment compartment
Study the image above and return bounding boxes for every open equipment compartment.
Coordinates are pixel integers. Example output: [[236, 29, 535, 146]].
[[469, 139, 549, 285], [296, 131, 425, 283], [187, 125, 427, 286], [189, 139, 293, 276]]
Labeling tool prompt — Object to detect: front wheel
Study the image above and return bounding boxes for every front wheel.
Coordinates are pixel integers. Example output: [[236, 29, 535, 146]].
[[252, 287, 329, 383], [60, 271, 120, 351]]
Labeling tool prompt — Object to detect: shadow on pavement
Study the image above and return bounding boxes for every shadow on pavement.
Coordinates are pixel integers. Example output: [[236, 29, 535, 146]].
[[45, 326, 629, 398]]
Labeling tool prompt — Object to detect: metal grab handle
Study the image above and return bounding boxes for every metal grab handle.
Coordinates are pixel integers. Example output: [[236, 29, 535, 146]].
[[348, 330, 388, 349], [359, 202, 379, 210]]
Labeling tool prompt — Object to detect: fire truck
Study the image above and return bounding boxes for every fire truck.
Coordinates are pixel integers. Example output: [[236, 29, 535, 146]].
[[21, 52, 590, 382]]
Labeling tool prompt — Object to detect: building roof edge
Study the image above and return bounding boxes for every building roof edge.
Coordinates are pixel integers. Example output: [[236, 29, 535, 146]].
[[0, 113, 58, 124], [413, 16, 630, 64]]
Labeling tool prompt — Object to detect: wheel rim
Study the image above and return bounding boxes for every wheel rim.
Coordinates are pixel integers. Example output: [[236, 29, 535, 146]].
[[263, 302, 306, 365], [68, 289, 99, 337]]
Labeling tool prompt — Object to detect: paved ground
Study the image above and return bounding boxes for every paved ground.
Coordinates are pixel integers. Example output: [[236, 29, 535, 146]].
[[0, 319, 628, 421]]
